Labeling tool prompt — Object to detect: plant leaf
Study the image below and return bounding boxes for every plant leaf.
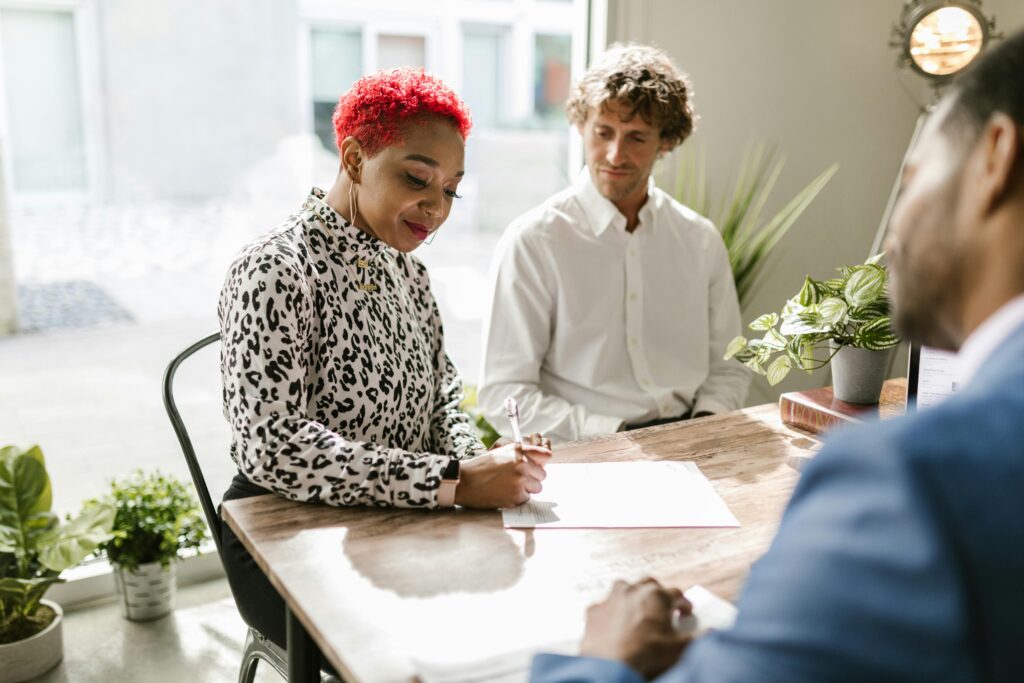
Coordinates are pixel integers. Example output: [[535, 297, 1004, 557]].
[[845, 265, 886, 307], [0, 447, 50, 568], [724, 336, 749, 360], [743, 355, 766, 375], [766, 355, 793, 386], [748, 313, 779, 332], [761, 328, 787, 351], [667, 145, 836, 308], [35, 502, 115, 573], [798, 276, 820, 306], [817, 297, 849, 326], [853, 317, 901, 350]]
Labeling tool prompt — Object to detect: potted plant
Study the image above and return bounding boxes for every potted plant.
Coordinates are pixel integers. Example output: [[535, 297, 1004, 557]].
[[96, 470, 207, 621], [0, 444, 115, 682], [724, 254, 900, 404], [671, 143, 839, 307]]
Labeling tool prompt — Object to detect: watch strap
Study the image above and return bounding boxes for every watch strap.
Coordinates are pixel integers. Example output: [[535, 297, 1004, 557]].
[[438, 458, 460, 508]]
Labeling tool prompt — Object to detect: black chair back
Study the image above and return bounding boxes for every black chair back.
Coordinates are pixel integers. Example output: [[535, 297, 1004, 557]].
[[162, 332, 223, 553]]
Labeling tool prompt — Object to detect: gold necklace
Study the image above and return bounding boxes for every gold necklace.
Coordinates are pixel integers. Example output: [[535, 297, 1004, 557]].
[[311, 209, 383, 293]]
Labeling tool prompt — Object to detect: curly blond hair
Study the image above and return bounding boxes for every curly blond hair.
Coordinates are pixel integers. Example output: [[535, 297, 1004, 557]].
[[565, 43, 695, 149]]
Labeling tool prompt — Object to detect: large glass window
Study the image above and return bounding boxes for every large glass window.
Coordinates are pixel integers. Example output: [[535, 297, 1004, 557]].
[[462, 27, 507, 129], [0, 8, 86, 192], [310, 27, 363, 151], [534, 33, 572, 125], [1, 0, 586, 518], [377, 33, 426, 70]]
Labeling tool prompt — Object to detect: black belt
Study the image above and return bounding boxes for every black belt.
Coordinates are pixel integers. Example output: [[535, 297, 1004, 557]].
[[625, 410, 691, 431]]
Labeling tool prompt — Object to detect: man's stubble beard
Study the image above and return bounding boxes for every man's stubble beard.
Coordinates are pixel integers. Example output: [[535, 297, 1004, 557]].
[[891, 176, 967, 351]]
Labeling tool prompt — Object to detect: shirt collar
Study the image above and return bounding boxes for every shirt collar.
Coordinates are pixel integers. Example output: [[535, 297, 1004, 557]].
[[302, 187, 388, 265], [957, 293, 1024, 385], [575, 167, 658, 238]]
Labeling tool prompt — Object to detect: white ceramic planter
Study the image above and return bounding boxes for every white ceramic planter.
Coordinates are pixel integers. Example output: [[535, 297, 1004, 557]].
[[113, 561, 177, 621], [0, 599, 64, 682]]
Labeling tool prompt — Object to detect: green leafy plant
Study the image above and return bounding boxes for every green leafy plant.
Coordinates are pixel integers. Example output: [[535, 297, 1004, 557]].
[[672, 143, 839, 307], [724, 254, 900, 386], [0, 445, 115, 644], [96, 470, 207, 572], [460, 385, 501, 449]]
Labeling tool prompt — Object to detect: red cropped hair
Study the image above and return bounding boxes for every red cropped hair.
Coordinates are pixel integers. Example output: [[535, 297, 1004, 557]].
[[332, 68, 472, 157]]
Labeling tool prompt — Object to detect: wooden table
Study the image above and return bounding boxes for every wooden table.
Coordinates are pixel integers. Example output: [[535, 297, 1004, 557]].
[[221, 402, 820, 682]]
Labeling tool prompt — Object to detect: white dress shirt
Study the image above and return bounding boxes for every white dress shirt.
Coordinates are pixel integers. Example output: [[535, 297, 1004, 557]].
[[957, 293, 1024, 386], [479, 169, 750, 443]]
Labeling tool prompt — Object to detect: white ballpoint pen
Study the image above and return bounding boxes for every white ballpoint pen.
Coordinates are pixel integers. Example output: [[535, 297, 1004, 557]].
[[504, 396, 524, 461]]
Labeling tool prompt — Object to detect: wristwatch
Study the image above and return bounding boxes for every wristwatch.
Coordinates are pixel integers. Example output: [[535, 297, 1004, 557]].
[[438, 458, 461, 508]]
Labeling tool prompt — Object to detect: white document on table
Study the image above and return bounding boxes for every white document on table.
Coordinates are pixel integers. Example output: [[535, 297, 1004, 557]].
[[413, 585, 737, 683], [917, 346, 960, 408], [502, 461, 739, 529]]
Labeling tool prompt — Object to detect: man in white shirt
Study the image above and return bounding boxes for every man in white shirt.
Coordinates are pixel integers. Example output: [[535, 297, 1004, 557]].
[[479, 44, 750, 443]]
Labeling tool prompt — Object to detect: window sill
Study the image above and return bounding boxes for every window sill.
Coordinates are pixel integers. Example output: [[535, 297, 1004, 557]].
[[48, 542, 225, 611]]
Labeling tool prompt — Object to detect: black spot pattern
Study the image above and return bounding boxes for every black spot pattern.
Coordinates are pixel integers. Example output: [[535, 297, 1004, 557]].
[[218, 188, 483, 508]]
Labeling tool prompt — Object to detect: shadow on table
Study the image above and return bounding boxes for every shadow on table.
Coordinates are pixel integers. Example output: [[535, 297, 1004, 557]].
[[341, 510, 526, 598]]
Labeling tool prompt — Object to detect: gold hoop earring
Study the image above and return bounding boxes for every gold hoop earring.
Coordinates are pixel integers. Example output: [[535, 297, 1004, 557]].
[[346, 179, 358, 227]]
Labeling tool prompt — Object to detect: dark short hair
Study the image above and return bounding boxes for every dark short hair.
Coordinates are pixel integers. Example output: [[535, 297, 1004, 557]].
[[944, 29, 1024, 144], [565, 43, 695, 149]]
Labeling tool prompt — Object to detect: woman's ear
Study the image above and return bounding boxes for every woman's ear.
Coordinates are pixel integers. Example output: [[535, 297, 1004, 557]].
[[340, 136, 365, 182]]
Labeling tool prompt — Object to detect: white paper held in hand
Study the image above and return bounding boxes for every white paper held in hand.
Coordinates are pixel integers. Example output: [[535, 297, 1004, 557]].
[[412, 585, 736, 683]]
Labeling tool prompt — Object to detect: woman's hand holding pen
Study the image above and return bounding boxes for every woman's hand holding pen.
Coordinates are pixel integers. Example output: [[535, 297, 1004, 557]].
[[455, 437, 551, 509]]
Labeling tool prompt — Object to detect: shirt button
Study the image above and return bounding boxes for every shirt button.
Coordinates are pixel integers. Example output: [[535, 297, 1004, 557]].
[[630, 337, 638, 346], [629, 292, 638, 302], [629, 248, 636, 257]]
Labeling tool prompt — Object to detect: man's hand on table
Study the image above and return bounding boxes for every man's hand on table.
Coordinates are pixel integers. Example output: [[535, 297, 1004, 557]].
[[580, 578, 693, 680]]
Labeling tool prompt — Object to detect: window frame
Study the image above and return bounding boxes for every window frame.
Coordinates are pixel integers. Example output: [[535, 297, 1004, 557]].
[[298, 3, 441, 147], [0, 0, 104, 204]]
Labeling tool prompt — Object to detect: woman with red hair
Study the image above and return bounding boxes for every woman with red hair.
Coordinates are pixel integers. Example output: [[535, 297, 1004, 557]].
[[217, 68, 551, 653]]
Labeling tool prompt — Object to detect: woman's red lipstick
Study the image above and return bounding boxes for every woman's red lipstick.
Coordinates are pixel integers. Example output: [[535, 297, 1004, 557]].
[[405, 220, 431, 241]]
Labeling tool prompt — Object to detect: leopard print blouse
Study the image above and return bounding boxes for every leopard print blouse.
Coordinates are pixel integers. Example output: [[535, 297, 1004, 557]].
[[218, 188, 484, 508]]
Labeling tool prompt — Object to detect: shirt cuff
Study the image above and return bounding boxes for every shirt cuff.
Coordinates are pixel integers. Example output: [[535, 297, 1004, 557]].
[[530, 654, 645, 683], [423, 454, 452, 508], [692, 396, 732, 418], [583, 413, 626, 437]]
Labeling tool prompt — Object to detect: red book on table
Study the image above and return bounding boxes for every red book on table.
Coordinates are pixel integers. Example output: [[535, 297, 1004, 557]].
[[779, 378, 908, 436]]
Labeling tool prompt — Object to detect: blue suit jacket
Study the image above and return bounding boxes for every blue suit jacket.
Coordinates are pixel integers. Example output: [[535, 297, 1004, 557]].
[[532, 325, 1024, 683]]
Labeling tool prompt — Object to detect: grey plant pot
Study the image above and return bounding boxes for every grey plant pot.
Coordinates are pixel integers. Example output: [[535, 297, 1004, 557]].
[[0, 599, 64, 682], [113, 561, 177, 621], [830, 342, 893, 404]]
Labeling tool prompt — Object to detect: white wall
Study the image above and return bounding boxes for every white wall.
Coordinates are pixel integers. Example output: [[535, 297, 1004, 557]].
[[608, 0, 1024, 405], [100, 0, 301, 200]]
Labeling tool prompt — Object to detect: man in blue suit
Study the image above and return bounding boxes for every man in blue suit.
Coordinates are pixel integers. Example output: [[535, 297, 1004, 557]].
[[531, 28, 1024, 683]]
